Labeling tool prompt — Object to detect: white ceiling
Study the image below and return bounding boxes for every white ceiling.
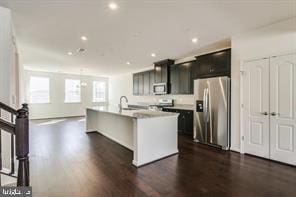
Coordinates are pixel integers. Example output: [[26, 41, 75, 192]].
[[1, 0, 296, 76]]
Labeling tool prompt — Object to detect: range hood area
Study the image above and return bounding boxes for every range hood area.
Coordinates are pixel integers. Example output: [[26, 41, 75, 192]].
[[132, 48, 231, 96]]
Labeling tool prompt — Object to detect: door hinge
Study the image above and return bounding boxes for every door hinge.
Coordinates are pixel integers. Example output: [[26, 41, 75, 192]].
[[242, 136, 245, 141], [241, 104, 244, 108]]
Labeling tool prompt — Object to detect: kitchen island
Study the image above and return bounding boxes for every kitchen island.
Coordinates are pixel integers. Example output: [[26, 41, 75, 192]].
[[86, 106, 179, 167]]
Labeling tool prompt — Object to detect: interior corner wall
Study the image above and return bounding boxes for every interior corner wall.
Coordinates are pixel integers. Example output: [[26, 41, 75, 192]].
[[0, 6, 18, 170], [23, 70, 109, 119], [230, 17, 296, 152]]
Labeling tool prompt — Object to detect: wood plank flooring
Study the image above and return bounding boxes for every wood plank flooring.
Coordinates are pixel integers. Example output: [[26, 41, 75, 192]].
[[29, 117, 296, 197]]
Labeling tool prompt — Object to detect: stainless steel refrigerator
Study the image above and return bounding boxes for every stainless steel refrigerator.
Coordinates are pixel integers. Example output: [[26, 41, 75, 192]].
[[193, 76, 230, 150]]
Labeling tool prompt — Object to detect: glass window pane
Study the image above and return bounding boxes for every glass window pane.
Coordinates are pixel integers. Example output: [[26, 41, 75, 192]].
[[93, 81, 106, 102], [30, 77, 50, 103], [65, 79, 81, 103]]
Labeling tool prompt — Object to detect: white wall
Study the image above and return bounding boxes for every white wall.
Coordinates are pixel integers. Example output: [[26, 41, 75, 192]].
[[24, 70, 109, 119], [230, 17, 296, 152], [0, 6, 19, 170]]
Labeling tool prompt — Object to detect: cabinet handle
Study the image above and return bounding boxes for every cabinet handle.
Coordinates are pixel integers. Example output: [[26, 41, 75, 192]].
[[270, 112, 279, 116], [261, 112, 268, 115]]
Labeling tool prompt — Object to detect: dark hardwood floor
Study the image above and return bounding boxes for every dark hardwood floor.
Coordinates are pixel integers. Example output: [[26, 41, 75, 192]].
[[29, 117, 296, 197]]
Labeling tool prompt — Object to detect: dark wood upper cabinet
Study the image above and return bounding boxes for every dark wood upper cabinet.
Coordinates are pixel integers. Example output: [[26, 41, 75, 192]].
[[170, 61, 194, 95], [154, 65, 162, 83], [143, 71, 150, 95], [170, 64, 179, 94], [179, 62, 192, 94], [138, 72, 144, 95], [154, 59, 174, 84], [210, 49, 231, 75], [133, 50, 230, 96], [194, 48, 231, 78], [149, 70, 155, 94], [133, 73, 139, 95]]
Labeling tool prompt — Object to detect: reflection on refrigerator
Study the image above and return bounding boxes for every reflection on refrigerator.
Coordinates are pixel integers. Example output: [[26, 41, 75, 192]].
[[193, 76, 230, 150]]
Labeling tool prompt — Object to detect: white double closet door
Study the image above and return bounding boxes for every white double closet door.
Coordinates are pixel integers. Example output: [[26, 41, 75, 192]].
[[242, 53, 296, 165]]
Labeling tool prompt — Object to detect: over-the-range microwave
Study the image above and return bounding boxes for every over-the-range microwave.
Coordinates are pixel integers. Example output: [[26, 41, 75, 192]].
[[153, 83, 168, 95]]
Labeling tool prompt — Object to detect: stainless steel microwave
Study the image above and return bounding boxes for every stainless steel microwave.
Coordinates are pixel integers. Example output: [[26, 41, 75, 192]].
[[153, 83, 168, 95]]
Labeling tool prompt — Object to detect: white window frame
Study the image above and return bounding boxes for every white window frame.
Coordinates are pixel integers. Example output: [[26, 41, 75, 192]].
[[29, 76, 50, 104], [92, 81, 107, 102], [64, 79, 81, 103]]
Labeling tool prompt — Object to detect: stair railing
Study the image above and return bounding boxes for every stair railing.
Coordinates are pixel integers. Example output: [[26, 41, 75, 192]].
[[0, 102, 29, 186]]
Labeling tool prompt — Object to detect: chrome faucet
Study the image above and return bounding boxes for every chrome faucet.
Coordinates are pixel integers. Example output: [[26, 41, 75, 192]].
[[119, 96, 128, 111]]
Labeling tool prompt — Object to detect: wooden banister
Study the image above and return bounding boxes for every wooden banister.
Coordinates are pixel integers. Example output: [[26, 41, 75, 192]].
[[0, 103, 30, 186], [15, 103, 29, 186], [0, 119, 15, 134], [0, 102, 17, 115]]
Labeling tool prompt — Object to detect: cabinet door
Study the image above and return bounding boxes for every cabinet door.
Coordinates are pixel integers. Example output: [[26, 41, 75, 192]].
[[184, 110, 193, 135], [143, 71, 150, 95], [243, 58, 270, 159], [149, 70, 155, 94], [133, 73, 139, 95], [161, 65, 168, 83], [210, 49, 230, 75], [179, 63, 191, 94], [178, 110, 186, 133], [138, 73, 144, 95], [196, 55, 211, 77], [155, 65, 162, 83], [170, 65, 179, 94], [270, 54, 296, 165]]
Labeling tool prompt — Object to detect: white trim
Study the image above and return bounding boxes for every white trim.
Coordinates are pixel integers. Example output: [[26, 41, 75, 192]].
[[240, 60, 245, 154], [239, 51, 296, 154], [241, 50, 296, 63]]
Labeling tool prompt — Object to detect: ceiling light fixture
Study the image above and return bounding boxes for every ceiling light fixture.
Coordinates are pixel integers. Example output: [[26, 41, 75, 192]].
[[151, 53, 156, 57], [126, 61, 131, 65], [67, 52, 73, 56], [81, 36, 88, 41], [192, 37, 198, 43], [109, 2, 118, 10]]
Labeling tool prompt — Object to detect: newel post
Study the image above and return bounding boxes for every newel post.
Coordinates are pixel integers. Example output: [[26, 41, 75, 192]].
[[15, 103, 29, 186]]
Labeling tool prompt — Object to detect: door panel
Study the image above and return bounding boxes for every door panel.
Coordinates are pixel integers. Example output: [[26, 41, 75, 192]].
[[143, 71, 150, 95], [149, 70, 155, 95], [270, 54, 296, 165], [243, 58, 270, 158]]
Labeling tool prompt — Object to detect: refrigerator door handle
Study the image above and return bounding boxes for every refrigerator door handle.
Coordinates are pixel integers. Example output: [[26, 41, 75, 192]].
[[207, 87, 213, 143], [203, 88, 209, 143], [203, 89, 208, 121]]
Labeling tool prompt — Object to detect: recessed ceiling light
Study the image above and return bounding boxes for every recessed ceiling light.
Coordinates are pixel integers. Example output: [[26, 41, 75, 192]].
[[192, 38, 198, 43], [151, 53, 156, 57], [108, 2, 118, 10], [67, 52, 73, 55], [81, 36, 88, 41], [126, 61, 131, 65]]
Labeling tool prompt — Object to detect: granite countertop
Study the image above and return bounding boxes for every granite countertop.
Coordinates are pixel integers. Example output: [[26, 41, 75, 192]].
[[163, 104, 194, 111], [87, 106, 178, 119]]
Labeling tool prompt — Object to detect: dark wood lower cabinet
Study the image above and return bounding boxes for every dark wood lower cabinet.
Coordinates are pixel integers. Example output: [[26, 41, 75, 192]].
[[163, 108, 193, 135]]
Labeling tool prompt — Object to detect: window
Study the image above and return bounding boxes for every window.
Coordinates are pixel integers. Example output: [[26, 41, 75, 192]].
[[65, 79, 81, 103], [29, 77, 50, 103], [93, 81, 106, 102]]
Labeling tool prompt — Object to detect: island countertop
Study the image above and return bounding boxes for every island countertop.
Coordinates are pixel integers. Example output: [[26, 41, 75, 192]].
[[87, 106, 179, 119]]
